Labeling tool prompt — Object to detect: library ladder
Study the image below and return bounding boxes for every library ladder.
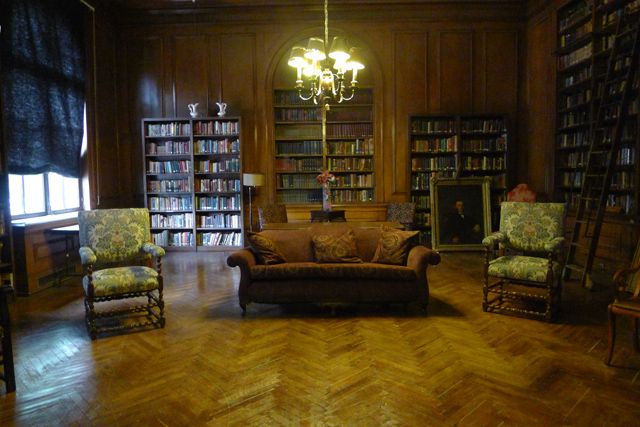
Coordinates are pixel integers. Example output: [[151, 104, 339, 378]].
[[565, 13, 640, 288]]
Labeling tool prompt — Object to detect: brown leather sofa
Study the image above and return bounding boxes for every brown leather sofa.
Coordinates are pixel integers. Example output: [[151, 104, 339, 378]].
[[226, 223, 441, 313]]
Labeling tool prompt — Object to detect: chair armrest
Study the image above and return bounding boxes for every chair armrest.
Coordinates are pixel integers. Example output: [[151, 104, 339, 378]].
[[227, 249, 258, 306], [142, 242, 166, 258], [543, 237, 565, 253], [482, 232, 506, 248], [613, 264, 640, 294], [79, 246, 96, 266]]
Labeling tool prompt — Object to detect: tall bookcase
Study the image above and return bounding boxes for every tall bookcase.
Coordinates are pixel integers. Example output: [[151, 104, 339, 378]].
[[409, 114, 508, 243], [142, 117, 243, 251], [555, 0, 640, 216], [273, 89, 375, 205]]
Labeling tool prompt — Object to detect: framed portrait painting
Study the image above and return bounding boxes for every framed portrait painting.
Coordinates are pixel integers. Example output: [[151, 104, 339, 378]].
[[430, 176, 492, 251]]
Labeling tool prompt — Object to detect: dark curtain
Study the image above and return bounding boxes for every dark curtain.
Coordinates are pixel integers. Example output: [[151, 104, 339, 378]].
[[0, 0, 86, 178]]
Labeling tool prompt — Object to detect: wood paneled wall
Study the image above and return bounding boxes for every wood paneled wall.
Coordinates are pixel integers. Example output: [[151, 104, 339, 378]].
[[89, 2, 524, 210]]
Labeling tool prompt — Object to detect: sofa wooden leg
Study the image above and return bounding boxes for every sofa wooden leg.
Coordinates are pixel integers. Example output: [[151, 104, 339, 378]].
[[240, 303, 247, 315]]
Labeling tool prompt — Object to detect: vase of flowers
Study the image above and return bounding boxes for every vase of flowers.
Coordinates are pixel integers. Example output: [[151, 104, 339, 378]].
[[316, 170, 336, 212]]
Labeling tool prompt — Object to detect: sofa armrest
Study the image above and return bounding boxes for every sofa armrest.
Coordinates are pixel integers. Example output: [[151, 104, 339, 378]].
[[407, 245, 441, 270], [227, 249, 258, 307]]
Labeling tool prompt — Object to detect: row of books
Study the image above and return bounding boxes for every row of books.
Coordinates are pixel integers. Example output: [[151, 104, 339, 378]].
[[411, 194, 430, 209], [607, 194, 634, 214], [148, 196, 193, 211], [561, 151, 587, 168], [147, 178, 191, 193], [461, 156, 505, 171], [559, 110, 589, 128], [194, 178, 241, 193], [558, 1, 590, 32], [198, 232, 242, 247], [192, 121, 239, 136], [558, 131, 589, 148], [559, 42, 592, 70], [617, 147, 635, 165], [151, 230, 194, 247], [147, 122, 191, 137], [461, 137, 506, 152], [411, 170, 458, 191], [331, 189, 374, 203], [147, 160, 191, 174], [412, 137, 457, 153], [327, 138, 374, 155], [327, 109, 373, 122], [415, 212, 431, 227], [560, 88, 591, 110], [276, 140, 322, 155], [278, 174, 321, 189], [195, 158, 240, 173], [411, 157, 456, 171], [560, 67, 591, 90], [150, 213, 194, 228], [326, 123, 373, 138], [460, 119, 506, 134], [275, 108, 321, 121], [275, 158, 323, 172], [561, 171, 583, 188], [276, 190, 323, 204], [146, 140, 190, 155], [333, 174, 373, 187], [197, 213, 241, 229], [194, 138, 240, 154], [610, 171, 635, 190], [412, 119, 456, 134], [559, 19, 592, 48], [327, 157, 373, 171], [195, 195, 241, 211]]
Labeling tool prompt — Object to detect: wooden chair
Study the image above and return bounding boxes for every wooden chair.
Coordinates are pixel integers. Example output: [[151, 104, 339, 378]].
[[483, 202, 566, 321], [386, 202, 416, 230], [257, 204, 288, 231], [606, 241, 640, 365], [78, 208, 165, 340]]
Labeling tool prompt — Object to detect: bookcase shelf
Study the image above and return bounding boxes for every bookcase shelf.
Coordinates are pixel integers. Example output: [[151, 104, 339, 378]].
[[555, 0, 640, 217], [142, 117, 244, 251], [273, 88, 375, 205], [409, 114, 509, 244]]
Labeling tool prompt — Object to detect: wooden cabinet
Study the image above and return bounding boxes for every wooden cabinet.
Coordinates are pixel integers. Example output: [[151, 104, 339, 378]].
[[273, 89, 375, 205], [555, 0, 640, 217], [409, 115, 508, 243], [142, 117, 243, 251]]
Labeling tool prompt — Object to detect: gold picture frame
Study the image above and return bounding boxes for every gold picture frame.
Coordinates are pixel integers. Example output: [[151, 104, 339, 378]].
[[430, 176, 492, 251]]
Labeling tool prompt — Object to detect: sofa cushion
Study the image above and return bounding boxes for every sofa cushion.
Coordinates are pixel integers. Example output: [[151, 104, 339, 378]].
[[250, 262, 417, 281], [247, 232, 287, 265], [312, 230, 362, 263], [257, 229, 314, 262], [372, 226, 419, 265]]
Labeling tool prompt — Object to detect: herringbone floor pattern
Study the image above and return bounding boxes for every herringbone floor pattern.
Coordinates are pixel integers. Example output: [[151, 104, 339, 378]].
[[1, 252, 639, 426]]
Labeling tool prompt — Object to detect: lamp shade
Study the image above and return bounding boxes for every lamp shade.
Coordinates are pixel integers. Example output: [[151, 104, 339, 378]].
[[346, 47, 365, 71], [328, 36, 350, 62], [243, 173, 265, 187], [288, 46, 308, 69], [304, 37, 326, 61]]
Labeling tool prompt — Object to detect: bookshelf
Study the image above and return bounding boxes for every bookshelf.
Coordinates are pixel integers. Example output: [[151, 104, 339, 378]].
[[142, 117, 243, 251], [409, 115, 508, 244], [273, 89, 375, 205], [555, 0, 640, 216]]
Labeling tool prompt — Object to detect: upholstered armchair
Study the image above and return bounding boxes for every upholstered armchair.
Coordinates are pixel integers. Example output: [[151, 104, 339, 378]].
[[606, 241, 640, 365], [386, 202, 416, 230], [482, 202, 566, 321], [78, 208, 165, 340], [257, 204, 288, 231]]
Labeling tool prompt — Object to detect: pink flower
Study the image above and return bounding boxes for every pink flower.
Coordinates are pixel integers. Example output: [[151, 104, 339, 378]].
[[316, 170, 335, 184]]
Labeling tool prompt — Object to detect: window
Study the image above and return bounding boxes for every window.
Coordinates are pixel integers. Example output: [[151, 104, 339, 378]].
[[9, 173, 80, 218]]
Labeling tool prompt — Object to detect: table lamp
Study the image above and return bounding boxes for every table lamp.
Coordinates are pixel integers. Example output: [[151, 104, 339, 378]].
[[243, 173, 265, 232]]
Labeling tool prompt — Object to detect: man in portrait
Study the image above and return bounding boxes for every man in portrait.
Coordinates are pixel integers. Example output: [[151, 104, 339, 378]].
[[443, 199, 482, 244]]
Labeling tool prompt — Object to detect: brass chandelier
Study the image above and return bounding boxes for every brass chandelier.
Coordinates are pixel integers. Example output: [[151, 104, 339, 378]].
[[287, 0, 365, 107]]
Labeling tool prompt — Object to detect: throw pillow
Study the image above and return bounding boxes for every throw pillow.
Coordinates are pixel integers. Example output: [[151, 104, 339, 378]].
[[372, 226, 419, 265], [312, 230, 362, 263], [247, 232, 287, 265]]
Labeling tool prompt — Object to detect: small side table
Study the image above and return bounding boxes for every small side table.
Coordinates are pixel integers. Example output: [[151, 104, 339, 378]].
[[310, 210, 346, 222]]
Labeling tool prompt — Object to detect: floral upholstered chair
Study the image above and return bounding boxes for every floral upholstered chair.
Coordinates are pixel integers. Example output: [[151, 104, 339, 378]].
[[257, 204, 288, 231], [482, 202, 566, 322], [78, 208, 165, 340]]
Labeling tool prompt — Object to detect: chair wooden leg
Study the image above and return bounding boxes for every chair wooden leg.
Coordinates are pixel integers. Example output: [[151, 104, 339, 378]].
[[85, 297, 97, 341], [606, 306, 616, 365], [634, 318, 639, 352]]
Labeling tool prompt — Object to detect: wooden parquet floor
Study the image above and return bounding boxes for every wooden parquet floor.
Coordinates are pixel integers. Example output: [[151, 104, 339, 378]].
[[1, 251, 640, 426]]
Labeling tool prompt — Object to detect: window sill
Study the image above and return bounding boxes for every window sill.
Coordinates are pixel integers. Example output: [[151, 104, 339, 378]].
[[12, 211, 78, 231]]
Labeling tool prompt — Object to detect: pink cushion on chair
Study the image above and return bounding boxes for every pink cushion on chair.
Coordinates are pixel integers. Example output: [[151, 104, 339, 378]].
[[507, 183, 536, 203]]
